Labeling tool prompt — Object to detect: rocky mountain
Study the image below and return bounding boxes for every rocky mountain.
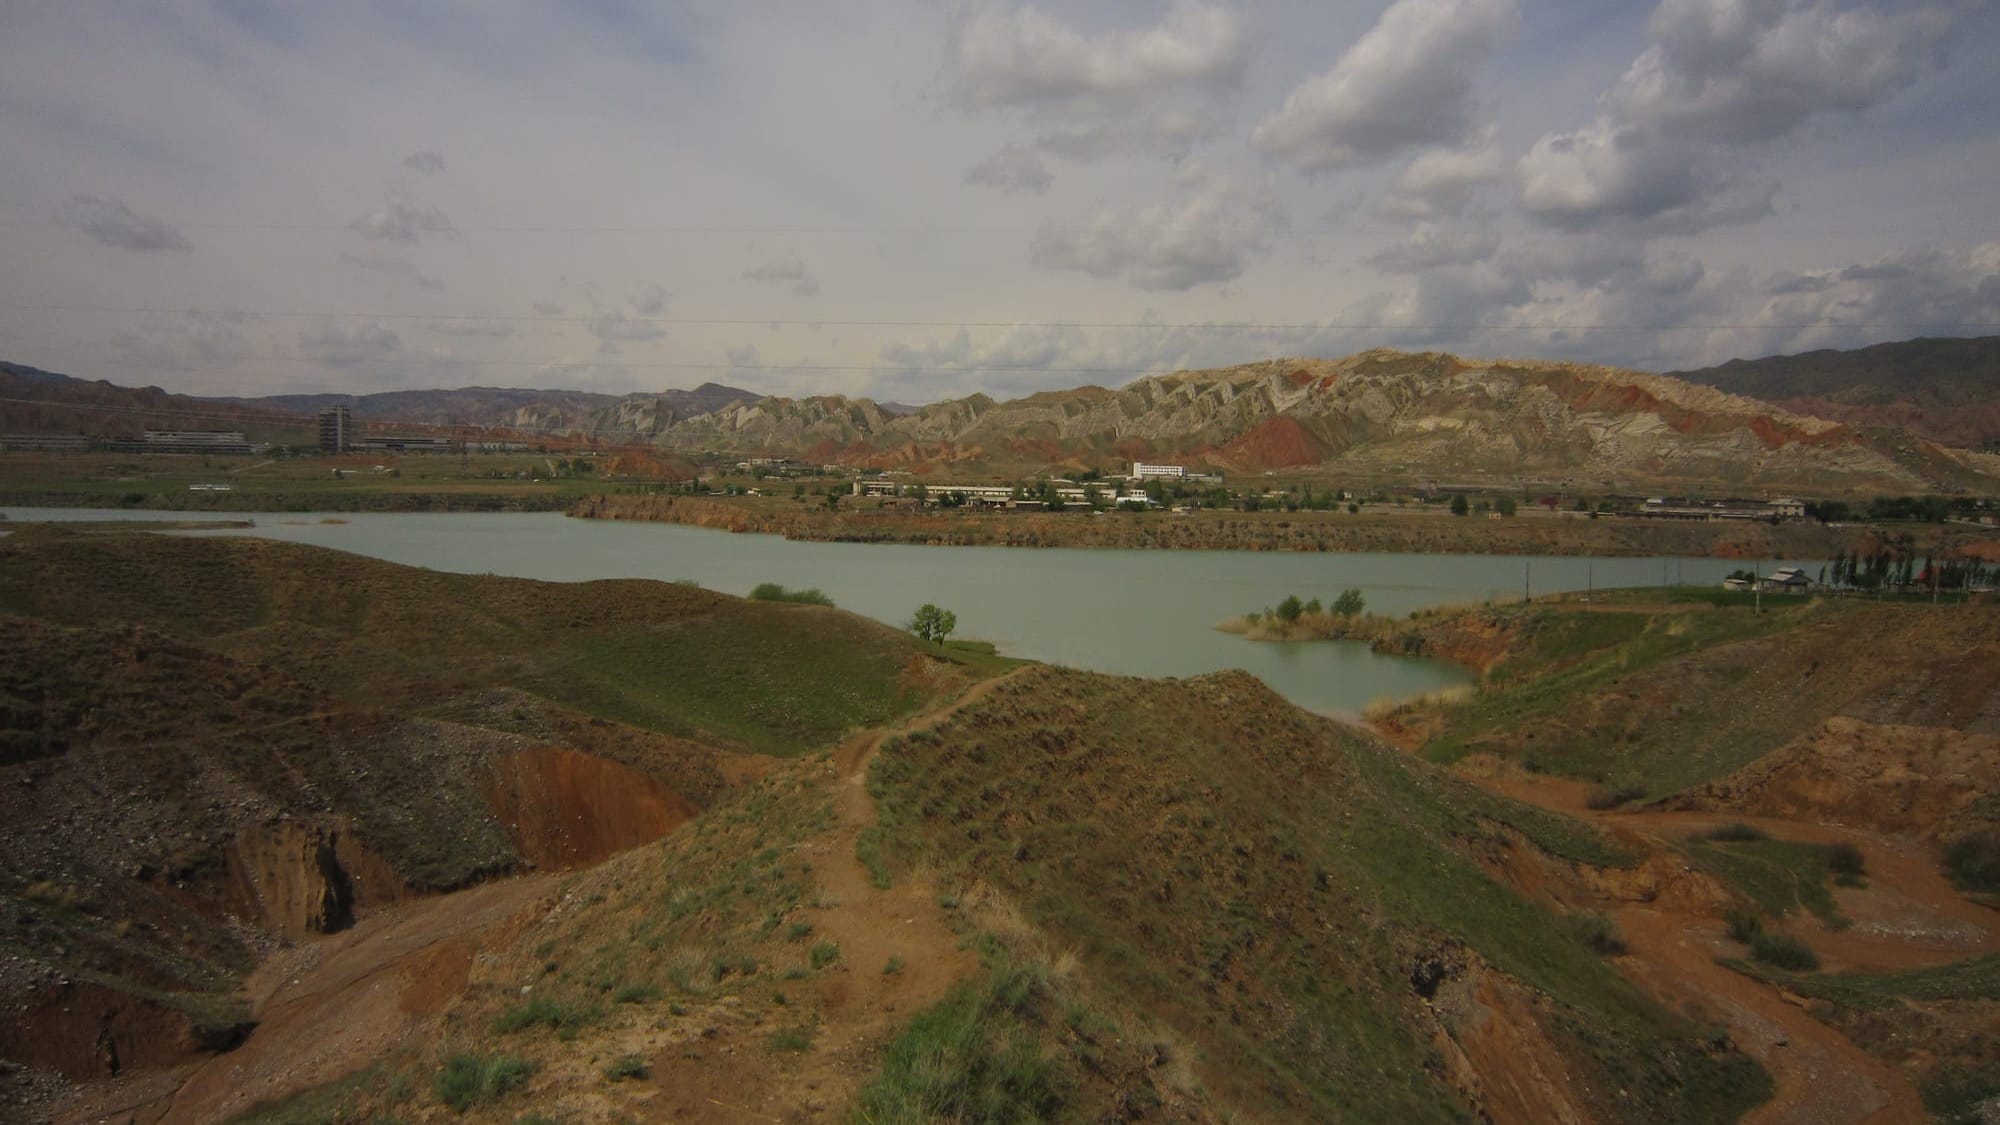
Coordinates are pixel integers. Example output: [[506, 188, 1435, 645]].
[[644, 350, 1999, 492], [1668, 336, 2000, 448]]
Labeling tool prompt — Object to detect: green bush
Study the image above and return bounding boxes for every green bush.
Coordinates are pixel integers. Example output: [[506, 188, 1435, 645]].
[[1750, 933, 1820, 971], [810, 940, 841, 970], [1707, 823, 1767, 842], [612, 982, 660, 1005], [1944, 832, 2000, 893], [1569, 910, 1627, 955], [748, 583, 834, 606], [604, 1053, 649, 1081], [1824, 842, 1866, 878], [493, 995, 597, 1034], [1724, 909, 1763, 945], [435, 1054, 533, 1112]]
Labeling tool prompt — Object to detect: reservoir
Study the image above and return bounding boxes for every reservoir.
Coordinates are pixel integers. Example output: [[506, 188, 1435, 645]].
[[3, 508, 1777, 714]]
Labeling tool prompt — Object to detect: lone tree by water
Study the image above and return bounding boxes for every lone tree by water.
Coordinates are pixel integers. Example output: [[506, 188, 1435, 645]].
[[909, 603, 957, 645]]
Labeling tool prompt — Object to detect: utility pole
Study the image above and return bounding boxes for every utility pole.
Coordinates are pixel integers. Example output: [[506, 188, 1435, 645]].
[[1754, 561, 1762, 615], [1524, 560, 1531, 605]]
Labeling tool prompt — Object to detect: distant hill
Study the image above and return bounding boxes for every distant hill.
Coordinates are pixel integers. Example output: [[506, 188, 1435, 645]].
[[1668, 336, 2000, 447], [227, 380, 760, 437], [637, 350, 1999, 492], [0, 361, 297, 439]]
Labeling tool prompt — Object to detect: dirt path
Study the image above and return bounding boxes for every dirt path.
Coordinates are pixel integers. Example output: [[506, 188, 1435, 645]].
[[1478, 772, 1996, 1125], [56, 875, 561, 1125], [644, 666, 1033, 1122]]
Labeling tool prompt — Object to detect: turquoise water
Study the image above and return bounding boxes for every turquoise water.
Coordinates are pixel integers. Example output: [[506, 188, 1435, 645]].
[[2, 508, 1775, 713]]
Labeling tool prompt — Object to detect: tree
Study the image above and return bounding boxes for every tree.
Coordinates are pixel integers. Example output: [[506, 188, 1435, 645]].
[[1332, 588, 1366, 617], [1274, 594, 1304, 623], [1496, 496, 1517, 517], [1450, 494, 1470, 516], [908, 603, 957, 645]]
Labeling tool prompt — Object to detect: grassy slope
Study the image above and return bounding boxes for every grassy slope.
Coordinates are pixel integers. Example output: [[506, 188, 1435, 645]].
[[1405, 593, 2000, 799], [0, 530, 986, 1076], [866, 666, 1766, 1123], [1728, 955, 2000, 1121], [0, 529, 961, 757]]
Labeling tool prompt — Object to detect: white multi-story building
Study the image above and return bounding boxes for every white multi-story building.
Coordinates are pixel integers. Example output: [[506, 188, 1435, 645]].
[[1130, 462, 1186, 479]]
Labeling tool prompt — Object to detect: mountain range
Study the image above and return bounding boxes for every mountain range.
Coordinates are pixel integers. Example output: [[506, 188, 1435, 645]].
[[5, 336, 1999, 492]]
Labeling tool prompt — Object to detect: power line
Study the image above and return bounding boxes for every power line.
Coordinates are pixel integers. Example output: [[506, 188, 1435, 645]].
[[7, 303, 1999, 333], [7, 219, 1996, 237]]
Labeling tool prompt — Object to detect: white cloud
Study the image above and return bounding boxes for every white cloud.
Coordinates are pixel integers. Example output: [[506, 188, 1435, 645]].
[[1367, 225, 1504, 273], [947, 1, 1246, 161], [743, 252, 821, 297], [401, 149, 446, 174], [1030, 176, 1286, 291], [629, 284, 668, 316], [1377, 135, 1509, 219], [298, 321, 402, 370], [350, 191, 454, 245], [963, 144, 1053, 193], [54, 194, 193, 252], [1251, 0, 1518, 172], [338, 252, 444, 292], [1520, 0, 1968, 233]]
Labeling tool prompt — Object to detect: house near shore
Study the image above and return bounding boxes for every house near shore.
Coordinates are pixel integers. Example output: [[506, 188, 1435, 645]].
[[1761, 566, 1814, 592]]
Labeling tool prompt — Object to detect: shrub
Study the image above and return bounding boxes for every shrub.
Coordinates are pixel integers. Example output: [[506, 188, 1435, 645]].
[[1945, 832, 2000, 892], [493, 995, 597, 1034], [810, 940, 841, 970], [1569, 910, 1627, 955], [613, 982, 660, 1005], [1749, 933, 1820, 971], [749, 583, 835, 606], [1586, 784, 1647, 810], [884, 955, 905, 975], [435, 1054, 533, 1112], [1824, 842, 1866, 878], [1707, 823, 1767, 842], [604, 1053, 649, 1081], [770, 1025, 816, 1052], [1724, 909, 1763, 945]]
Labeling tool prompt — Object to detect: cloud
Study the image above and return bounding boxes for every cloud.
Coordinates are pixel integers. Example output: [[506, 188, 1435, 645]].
[[111, 309, 260, 376], [1251, 0, 1518, 172], [1377, 134, 1509, 219], [963, 144, 1053, 193], [947, 2, 1247, 160], [401, 149, 446, 174], [743, 252, 821, 297], [54, 194, 193, 252], [299, 321, 402, 370], [350, 191, 454, 245], [628, 283, 668, 316], [1520, 0, 1968, 233], [338, 251, 444, 291], [532, 301, 564, 317], [427, 318, 513, 338], [1030, 176, 1286, 291], [1517, 117, 1780, 234], [1367, 225, 1504, 273]]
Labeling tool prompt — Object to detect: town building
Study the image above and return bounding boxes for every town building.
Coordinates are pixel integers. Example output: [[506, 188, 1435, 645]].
[[317, 405, 352, 454], [1130, 461, 1186, 479]]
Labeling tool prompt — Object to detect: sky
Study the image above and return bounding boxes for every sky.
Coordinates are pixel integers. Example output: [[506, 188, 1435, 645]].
[[2, 0, 1998, 404]]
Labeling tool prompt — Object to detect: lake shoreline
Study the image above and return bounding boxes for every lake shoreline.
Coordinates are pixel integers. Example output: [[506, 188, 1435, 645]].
[[573, 492, 2000, 561]]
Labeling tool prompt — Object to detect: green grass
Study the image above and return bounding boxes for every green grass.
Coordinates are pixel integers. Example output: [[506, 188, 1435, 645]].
[[865, 666, 1766, 1124], [748, 582, 835, 606], [854, 957, 1062, 1124], [1734, 953, 2000, 1010], [603, 1053, 649, 1081], [809, 940, 841, 970], [435, 1053, 533, 1113], [1748, 933, 1819, 971], [1416, 599, 1923, 796], [1679, 836, 1849, 926], [492, 995, 600, 1035]]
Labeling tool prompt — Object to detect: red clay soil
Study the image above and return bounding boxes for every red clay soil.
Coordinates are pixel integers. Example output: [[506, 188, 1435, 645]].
[[1477, 771, 1998, 1124], [485, 747, 699, 870], [55, 875, 561, 1125]]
